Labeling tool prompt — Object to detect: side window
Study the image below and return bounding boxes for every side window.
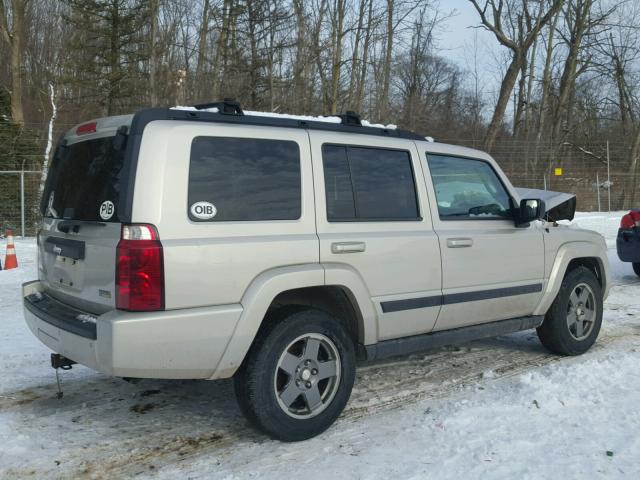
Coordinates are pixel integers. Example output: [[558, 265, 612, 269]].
[[322, 145, 357, 219], [426, 154, 512, 220], [188, 137, 301, 221], [322, 145, 420, 221]]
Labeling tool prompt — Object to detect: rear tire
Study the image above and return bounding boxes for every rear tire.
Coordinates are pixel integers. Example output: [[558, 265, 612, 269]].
[[234, 308, 356, 442], [633, 263, 640, 277], [537, 266, 603, 356]]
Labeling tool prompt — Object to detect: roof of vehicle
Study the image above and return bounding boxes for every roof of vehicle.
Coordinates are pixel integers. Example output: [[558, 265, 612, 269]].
[[124, 100, 426, 141], [64, 99, 491, 160]]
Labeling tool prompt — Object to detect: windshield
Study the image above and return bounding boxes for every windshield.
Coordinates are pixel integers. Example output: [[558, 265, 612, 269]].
[[42, 136, 125, 222]]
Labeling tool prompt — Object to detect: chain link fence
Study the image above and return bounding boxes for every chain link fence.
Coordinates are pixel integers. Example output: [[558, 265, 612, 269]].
[[0, 171, 42, 237], [505, 171, 627, 212], [0, 139, 635, 237], [439, 137, 636, 212]]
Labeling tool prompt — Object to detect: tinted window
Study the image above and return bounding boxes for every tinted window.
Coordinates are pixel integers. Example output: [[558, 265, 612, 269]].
[[43, 136, 125, 222], [322, 145, 419, 221], [426, 154, 512, 220], [322, 146, 356, 219], [188, 137, 301, 221]]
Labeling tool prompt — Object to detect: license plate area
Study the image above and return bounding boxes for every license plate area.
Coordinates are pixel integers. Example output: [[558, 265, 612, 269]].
[[50, 255, 85, 290]]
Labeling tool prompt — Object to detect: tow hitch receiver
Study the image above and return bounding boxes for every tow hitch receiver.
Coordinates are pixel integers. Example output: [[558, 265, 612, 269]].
[[51, 354, 76, 399], [51, 353, 75, 370]]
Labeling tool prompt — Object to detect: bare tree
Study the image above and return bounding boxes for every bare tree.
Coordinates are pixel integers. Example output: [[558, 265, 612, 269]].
[[149, 0, 160, 106], [551, 0, 614, 144], [536, 10, 560, 145], [328, 0, 347, 114], [0, 0, 29, 125], [593, 2, 640, 207], [191, 0, 209, 102], [469, 0, 565, 151]]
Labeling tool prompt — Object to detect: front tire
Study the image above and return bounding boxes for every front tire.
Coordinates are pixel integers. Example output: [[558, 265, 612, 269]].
[[633, 262, 640, 277], [537, 266, 603, 356], [234, 309, 356, 442]]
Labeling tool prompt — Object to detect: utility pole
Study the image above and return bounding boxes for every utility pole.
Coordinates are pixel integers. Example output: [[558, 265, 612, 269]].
[[606, 141, 611, 212], [596, 172, 601, 212], [20, 169, 25, 238]]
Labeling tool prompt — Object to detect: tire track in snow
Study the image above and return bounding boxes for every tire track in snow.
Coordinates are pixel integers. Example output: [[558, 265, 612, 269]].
[[3, 322, 637, 479]]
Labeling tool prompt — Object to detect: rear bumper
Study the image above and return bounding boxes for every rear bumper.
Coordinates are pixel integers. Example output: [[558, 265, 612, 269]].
[[22, 281, 243, 379], [616, 229, 640, 263]]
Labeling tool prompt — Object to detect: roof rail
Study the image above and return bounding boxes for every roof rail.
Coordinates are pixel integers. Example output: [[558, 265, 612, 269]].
[[193, 97, 244, 115], [131, 105, 425, 141]]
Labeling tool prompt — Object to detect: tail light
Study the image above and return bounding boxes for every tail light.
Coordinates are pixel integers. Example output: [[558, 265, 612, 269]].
[[620, 211, 640, 229], [116, 224, 164, 311]]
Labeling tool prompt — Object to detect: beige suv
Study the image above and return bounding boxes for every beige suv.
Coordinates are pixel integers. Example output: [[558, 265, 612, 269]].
[[23, 100, 609, 441]]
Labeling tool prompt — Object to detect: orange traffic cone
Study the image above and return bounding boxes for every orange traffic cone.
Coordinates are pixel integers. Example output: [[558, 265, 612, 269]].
[[4, 229, 18, 270]]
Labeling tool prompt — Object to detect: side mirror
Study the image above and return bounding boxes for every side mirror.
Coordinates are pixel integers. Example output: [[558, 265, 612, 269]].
[[516, 198, 546, 227]]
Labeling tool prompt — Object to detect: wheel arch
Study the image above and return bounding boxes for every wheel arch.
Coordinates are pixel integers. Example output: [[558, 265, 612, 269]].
[[210, 264, 376, 379], [265, 286, 366, 345], [565, 257, 605, 288], [534, 241, 609, 316]]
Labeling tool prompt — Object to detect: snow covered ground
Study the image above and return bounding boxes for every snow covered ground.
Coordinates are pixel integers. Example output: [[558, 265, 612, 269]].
[[0, 212, 639, 479]]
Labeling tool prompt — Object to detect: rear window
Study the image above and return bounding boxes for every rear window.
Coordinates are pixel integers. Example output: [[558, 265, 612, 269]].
[[43, 136, 125, 222], [188, 137, 301, 222]]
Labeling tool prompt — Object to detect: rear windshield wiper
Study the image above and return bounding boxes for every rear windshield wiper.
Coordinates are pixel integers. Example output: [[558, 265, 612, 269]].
[[113, 125, 129, 151], [57, 220, 107, 233]]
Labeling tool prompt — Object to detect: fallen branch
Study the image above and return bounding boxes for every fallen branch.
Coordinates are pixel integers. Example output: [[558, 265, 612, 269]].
[[562, 141, 607, 165]]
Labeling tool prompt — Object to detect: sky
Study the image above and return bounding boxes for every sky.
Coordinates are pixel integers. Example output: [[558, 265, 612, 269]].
[[437, 0, 512, 116]]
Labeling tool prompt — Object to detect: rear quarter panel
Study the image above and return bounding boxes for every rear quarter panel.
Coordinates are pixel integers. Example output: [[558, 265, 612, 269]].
[[132, 121, 319, 309]]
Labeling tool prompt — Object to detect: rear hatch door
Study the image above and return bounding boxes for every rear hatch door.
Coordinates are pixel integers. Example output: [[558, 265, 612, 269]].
[[39, 116, 132, 314]]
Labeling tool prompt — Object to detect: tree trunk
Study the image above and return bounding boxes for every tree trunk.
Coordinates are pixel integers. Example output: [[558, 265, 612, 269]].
[[512, 53, 528, 139], [356, 0, 373, 113], [39, 82, 57, 199], [378, 0, 394, 120], [536, 12, 559, 148], [484, 53, 524, 151], [523, 36, 537, 138], [107, 0, 120, 116], [627, 127, 640, 208], [195, 0, 210, 102], [348, 0, 366, 109], [292, 0, 306, 112], [552, 0, 592, 144], [329, 0, 346, 114], [149, 0, 160, 106], [312, 0, 329, 113], [246, 0, 259, 109], [5, 0, 27, 125], [212, 0, 233, 100]]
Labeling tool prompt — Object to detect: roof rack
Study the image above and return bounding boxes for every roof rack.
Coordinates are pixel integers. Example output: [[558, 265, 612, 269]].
[[337, 111, 362, 126], [193, 98, 244, 115], [130, 100, 425, 141]]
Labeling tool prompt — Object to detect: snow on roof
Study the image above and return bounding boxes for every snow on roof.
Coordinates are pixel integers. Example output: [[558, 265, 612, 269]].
[[170, 106, 397, 130]]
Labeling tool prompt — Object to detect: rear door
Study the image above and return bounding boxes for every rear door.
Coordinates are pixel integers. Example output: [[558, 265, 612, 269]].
[[421, 151, 545, 331], [311, 132, 442, 341], [39, 118, 131, 313]]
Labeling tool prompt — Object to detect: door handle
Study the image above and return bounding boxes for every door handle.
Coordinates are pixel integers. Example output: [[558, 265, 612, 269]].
[[447, 238, 473, 248], [331, 242, 366, 254]]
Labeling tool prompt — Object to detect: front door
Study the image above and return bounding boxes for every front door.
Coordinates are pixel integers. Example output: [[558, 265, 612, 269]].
[[422, 152, 545, 331]]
